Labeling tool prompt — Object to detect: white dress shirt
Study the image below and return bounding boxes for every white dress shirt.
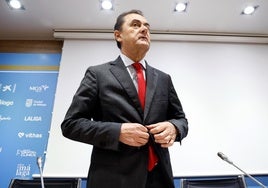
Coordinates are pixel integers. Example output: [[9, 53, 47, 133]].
[[120, 53, 146, 91]]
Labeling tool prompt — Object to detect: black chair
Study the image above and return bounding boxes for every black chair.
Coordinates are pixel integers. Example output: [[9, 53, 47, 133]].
[[8, 178, 81, 188], [180, 175, 246, 188]]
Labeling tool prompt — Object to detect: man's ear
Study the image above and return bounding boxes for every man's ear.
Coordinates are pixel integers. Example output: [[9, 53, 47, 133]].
[[114, 30, 122, 42]]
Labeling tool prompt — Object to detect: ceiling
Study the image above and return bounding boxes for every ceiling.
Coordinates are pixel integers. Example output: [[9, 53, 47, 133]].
[[0, 0, 268, 40]]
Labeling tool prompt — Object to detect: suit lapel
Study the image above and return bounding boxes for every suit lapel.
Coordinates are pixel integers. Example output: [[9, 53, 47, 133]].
[[144, 63, 158, 121], [109, 57, 158, 121], [109, 57, 144, 117]]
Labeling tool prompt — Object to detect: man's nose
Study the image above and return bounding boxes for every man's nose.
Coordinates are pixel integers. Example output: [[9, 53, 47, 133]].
[[141, 24, 149, 33]]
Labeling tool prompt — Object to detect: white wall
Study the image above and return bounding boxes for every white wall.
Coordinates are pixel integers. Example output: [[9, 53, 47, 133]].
[[43, 39, 268, 178]]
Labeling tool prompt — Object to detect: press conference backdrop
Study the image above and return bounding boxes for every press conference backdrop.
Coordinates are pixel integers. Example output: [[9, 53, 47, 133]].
[[43, 39, 268, 178], [0, 53, 61, 188]]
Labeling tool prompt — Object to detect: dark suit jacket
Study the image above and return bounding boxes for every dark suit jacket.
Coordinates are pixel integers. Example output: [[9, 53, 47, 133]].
[[61, 56, 188, 188]]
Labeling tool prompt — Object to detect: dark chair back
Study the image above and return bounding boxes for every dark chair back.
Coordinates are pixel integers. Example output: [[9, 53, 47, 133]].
[[9, 178, 81, 188], [180, 175, 246, 188]]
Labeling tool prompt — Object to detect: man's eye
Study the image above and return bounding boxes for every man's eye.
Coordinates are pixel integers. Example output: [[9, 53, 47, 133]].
[[133, 22, 140, 27]]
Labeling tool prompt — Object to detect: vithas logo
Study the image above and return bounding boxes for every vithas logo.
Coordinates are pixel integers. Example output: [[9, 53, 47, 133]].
[[18, 132, 25, 138], [18, 132, 42, 139]]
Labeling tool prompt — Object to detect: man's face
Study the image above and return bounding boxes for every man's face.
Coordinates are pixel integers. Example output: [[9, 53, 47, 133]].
[[115, 13, 151, 53]]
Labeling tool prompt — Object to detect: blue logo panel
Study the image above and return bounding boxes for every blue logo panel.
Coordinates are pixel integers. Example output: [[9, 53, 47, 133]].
[[0, 53, 61, 188]]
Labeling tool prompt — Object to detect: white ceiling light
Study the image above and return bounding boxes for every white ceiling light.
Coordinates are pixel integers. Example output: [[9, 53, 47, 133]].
[[101, 0, 113, 10], [6, 0, 25, 10], [175, 2, 187, 12], [242, 5, 258, 15]]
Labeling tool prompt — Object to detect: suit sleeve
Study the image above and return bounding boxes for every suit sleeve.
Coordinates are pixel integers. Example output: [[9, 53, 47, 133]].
[[166, 75, 188, 142], [61, 67, 122, 151]]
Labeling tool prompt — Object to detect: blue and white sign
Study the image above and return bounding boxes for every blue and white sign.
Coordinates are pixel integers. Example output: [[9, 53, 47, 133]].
[[0, 53, 61, 188]]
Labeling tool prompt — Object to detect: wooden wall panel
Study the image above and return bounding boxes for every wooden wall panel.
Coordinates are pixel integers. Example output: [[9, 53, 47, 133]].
[[0, 40, 63, 53]]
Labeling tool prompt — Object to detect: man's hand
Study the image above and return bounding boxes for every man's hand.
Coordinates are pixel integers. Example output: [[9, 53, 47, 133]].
[[147, 122, 178, 148], [119, 123, 150, 147]]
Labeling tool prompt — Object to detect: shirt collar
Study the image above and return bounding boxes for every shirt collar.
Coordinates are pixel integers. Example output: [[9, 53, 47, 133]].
[[120, 53, 146, 69]]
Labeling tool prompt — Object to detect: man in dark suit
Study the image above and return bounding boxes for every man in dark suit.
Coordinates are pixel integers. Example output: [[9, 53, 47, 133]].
[[61, 10, 188, 188]]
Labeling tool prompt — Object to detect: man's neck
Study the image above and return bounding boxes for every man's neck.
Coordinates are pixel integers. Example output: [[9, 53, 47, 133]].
[[121, 49, 147, 62]]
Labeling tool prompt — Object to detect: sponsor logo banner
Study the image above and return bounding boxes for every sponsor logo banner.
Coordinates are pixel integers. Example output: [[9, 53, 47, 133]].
[[0, 53, 61, 188]]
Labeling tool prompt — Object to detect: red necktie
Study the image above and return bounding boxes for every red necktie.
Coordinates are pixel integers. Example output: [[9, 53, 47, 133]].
[[132, 62, 146, 109], [132, 62, 158, 171]]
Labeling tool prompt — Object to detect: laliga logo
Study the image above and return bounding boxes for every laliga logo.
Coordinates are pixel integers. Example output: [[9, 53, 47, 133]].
[[18, 132, 25, 138]]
